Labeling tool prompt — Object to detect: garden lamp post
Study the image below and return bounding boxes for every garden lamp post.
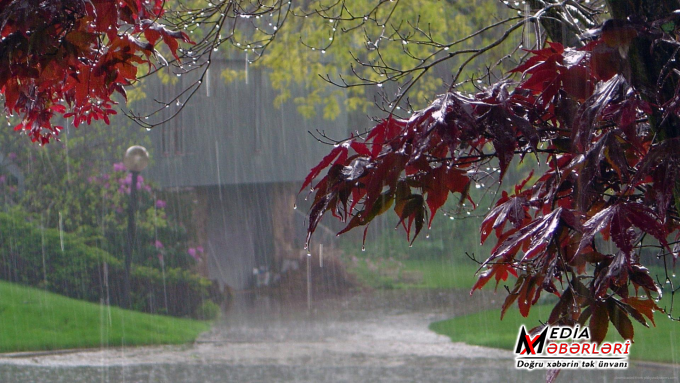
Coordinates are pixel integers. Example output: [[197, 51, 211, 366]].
[[122, 145, 149, 309]]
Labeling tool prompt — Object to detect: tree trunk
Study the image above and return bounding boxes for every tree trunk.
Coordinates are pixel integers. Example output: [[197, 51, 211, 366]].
[[526, 0, 584, 47], [607, 0, 680, 138]]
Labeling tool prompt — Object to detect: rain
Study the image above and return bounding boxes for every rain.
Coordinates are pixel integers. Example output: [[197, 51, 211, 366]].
[[0, 54, 675, 383], [0, 1, 679, 383]]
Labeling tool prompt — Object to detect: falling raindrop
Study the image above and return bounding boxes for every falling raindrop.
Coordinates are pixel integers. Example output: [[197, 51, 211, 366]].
[[58, 212, 64, 252]]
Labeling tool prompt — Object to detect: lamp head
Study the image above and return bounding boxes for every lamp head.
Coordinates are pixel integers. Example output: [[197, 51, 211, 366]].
[[123, 145, 149, 172]]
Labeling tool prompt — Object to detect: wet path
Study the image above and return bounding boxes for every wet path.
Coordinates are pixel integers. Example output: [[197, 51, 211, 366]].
[[1, 290, 679, 382]]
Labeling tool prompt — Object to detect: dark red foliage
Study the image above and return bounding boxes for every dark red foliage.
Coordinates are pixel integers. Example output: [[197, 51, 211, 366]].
[[303, 18, 680, 342], [0, 0, 192, 144]]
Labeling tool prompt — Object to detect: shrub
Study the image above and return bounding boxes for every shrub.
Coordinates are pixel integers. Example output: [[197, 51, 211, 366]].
[[0, 210, 222, 318], [194, 300, 221, 321]]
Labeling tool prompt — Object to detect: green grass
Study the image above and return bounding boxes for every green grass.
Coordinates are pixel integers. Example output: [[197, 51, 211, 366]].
[[396, 259, 482, 289], [0, 280, 211, 353], [430, 303, 680, 364], [345, 256, 486, 290]]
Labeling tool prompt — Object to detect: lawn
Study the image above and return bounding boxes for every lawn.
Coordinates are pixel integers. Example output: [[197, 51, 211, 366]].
[[430, 303, 680, 364], [397, 259, 482, 289], [345, 256, 486, 290], [0, 280, 211, 352]]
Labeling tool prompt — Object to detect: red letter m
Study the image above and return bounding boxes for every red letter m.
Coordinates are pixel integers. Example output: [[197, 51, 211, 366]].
[[514, 326, 548, 355]]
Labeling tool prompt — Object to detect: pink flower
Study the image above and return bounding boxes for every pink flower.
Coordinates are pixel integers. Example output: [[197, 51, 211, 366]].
[[188, 247, 200, 261], [113, 162, 126, 172], [8, 152, 16, 160], [155, 200, 166, 209], [122, 173, 143, 188], [154, 240, 164, 249]]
